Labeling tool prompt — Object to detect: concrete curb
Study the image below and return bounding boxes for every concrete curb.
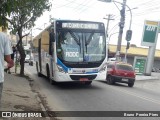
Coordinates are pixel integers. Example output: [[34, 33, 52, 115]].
[[25, 72, 51, 120]]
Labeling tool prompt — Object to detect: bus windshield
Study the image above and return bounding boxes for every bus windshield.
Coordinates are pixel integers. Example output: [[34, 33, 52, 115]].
[[56, 30, 106, 62]]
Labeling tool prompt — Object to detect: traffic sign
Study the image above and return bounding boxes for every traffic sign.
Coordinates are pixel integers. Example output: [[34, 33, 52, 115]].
[[141, 20, 159, 46]]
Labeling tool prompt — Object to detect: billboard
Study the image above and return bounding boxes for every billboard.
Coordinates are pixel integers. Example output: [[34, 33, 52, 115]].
[[141, 20, 159, 46]]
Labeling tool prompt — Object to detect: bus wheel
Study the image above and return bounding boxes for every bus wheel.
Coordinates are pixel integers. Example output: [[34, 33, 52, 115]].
[[50, 78, 57, 85], [46, 65, 52, 83], [85, 81, 92, 85], [36, 62, 38, 73], [46, 65, 50, 79], [36, 62, 42, 77], [38, 72, 42, 77]]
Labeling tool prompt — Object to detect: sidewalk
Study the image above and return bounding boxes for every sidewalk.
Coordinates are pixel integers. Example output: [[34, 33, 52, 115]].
[[2, 73, 41, 111], [1, 66, 51, 120], [136, 72, 160, 81], [136, 75, 159, 81]]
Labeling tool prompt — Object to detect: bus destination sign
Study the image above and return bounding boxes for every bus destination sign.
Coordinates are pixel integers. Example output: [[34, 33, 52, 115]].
[[62, 23, 99, 29]]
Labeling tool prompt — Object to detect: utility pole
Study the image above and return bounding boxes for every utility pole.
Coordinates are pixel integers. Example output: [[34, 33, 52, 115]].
[[103, 14, 114, 38], [116, 0, 127, 61], [104, 14, 114, 60]]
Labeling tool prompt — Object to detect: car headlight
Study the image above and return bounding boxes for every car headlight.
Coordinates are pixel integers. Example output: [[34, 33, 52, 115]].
[[57, 64, 65, 73]]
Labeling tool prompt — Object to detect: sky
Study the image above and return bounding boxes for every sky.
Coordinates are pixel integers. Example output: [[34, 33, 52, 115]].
[[32, 0, 160, 49]]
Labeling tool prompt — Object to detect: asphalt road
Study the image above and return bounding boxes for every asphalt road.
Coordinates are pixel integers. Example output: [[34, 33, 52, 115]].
[[25, 63, 160, 120]]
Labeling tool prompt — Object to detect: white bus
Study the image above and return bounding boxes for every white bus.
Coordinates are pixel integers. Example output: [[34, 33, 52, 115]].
[[33, 20, 108, 85]]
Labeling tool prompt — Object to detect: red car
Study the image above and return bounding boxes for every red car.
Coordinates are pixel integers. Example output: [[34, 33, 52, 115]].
[[106, 62, 135, 87]]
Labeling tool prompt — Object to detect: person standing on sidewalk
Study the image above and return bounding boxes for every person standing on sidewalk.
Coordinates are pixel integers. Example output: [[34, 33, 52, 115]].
[[4, 46, 16, 74], [0, 32, 14, 107]]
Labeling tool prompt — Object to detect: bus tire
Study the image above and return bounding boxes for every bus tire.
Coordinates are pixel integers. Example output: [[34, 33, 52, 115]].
[[46, 65, 57, 85], [38, 72, 42, 77], [36, 62, 42, 77], [46, 65, 50, 79], [85, 81, 92, 85], [50, 78, 57, 85]]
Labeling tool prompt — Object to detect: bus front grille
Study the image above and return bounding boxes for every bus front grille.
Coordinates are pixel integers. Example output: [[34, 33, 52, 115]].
[[70, 75, 97, 81]]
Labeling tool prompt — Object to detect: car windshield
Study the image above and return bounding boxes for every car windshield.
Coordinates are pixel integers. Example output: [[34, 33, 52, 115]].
[[116, 64, 134, 71]]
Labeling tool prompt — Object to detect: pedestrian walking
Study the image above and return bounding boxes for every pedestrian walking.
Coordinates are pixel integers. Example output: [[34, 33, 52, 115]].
[[0, 32, 14, 108]]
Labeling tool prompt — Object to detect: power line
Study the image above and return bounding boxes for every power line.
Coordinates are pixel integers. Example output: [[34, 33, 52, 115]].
[[73, 0, 95, 15]]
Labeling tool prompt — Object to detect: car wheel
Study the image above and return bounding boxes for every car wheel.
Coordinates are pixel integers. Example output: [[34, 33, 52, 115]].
[[107, 75, 114, 85], [128, 82, 134, 87], [30, 61, 33, 66], [84, 81, 92, 85]]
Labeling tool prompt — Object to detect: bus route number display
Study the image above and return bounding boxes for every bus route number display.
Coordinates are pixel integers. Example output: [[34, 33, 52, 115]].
[[62, 23, 99, 29]]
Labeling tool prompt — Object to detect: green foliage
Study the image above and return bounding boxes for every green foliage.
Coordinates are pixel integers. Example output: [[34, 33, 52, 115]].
[[0, 0, 52, 75], [0, 0, 52, 33]]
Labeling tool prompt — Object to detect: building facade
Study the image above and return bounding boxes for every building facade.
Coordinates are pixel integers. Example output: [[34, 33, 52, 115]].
[[108, 44, 160, 69]]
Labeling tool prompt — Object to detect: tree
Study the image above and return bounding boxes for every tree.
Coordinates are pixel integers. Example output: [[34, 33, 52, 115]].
[[0, 0, 52, 76]]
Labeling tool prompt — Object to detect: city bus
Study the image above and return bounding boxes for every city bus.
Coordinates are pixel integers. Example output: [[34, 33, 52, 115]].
[[33, 20, 107, 85]]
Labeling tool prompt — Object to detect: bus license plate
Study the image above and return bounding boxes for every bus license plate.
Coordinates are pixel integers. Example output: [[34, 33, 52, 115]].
[[80, 78, 88, 81]]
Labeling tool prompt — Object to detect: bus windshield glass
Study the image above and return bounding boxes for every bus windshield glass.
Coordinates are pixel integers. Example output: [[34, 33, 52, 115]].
[[56, 30, 106, 62]]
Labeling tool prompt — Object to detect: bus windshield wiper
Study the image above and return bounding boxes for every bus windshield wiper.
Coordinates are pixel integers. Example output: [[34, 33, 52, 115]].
[[69, 31, 80, 46], [85, 35, 87, 53], [85, 30, 95, 46], [78, 35, 81, 53]]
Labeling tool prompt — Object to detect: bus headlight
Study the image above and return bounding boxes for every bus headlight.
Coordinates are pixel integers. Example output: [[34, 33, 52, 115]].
[[57, 64, 65, 73]]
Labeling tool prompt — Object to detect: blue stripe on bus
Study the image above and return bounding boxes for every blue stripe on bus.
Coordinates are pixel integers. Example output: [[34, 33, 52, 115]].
[[57, 59, 69, 72], [57, 59, 98, 74]]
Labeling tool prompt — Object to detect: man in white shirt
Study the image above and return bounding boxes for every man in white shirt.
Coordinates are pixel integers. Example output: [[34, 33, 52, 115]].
[[0, 32, 14, 108]]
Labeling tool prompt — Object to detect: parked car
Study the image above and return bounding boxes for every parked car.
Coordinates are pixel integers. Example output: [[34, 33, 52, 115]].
[[25, 54, 30, 63], [108, 57, 116, 61], [25, 54, 33, 66], [106, 62, 135, 87], [152, 67, 160, 73]]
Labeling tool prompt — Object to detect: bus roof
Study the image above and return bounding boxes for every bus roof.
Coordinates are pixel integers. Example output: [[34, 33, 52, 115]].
[[33, 19, 105, 40]]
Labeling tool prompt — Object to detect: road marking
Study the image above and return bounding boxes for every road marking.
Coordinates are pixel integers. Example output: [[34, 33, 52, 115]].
[[107, 85, 160, 105]]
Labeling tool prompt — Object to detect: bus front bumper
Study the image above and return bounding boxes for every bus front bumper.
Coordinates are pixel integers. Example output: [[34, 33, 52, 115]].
[[54, 71, 106, 82]]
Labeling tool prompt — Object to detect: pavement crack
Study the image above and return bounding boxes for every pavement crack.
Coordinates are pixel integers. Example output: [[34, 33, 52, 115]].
[[14, 105, 41, 111], [14, 94, 30, 98]]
